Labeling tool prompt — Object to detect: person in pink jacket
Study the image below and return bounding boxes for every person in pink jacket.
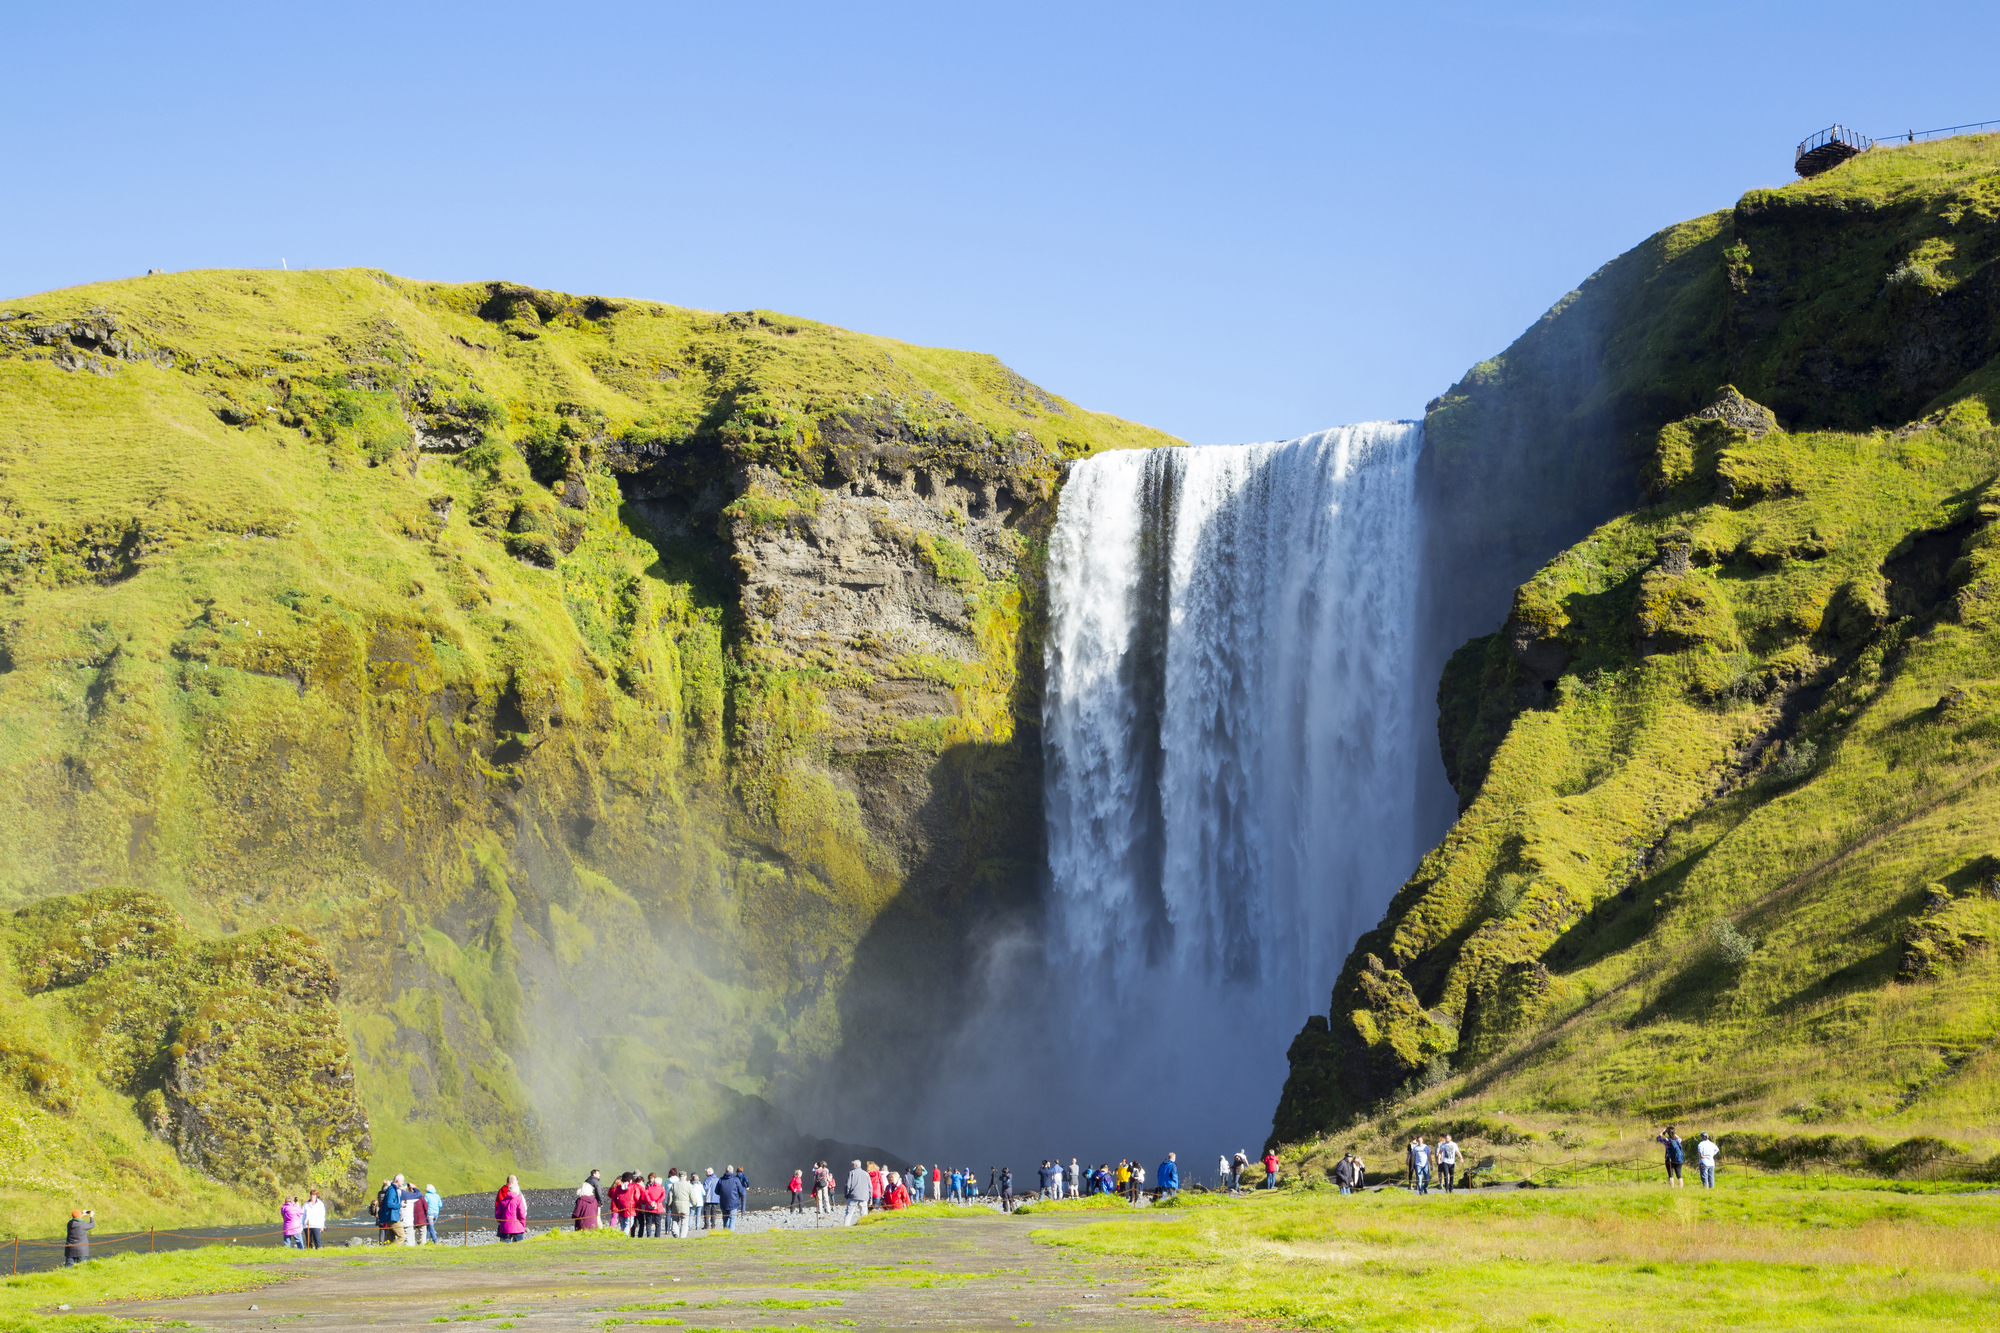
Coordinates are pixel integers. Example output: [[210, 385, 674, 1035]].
[[494, 1176, 527, 1242], [280, 1196, 305, 1249]]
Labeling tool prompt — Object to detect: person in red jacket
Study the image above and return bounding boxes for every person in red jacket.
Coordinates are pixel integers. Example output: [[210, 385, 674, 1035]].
[[885, 1172, 910, 1209], [1262, 1150, 1281, 1189], [639, 1173, 667, 1237], [609, 1173, 638, 1234], [789, 1170, 804, 1214]]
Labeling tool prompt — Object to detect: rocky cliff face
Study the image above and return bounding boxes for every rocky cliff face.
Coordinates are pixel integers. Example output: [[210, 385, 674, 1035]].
[[0, 271, 1176, 1226], [1272, 132, 2000, 1157]]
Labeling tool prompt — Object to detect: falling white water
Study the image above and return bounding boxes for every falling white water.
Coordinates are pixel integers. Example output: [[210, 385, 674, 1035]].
[[1040, 422, 1425, 1146]]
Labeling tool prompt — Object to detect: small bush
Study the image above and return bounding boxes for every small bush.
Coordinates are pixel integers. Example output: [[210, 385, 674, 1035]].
[[1765, 738, 1818, 785], [1711, 917, 1758, 965]]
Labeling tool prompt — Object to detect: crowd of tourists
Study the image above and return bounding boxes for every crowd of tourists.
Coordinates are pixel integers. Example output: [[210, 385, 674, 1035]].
[[360, 1176, 444, 1245], [333, 1130, 1721, 1247]]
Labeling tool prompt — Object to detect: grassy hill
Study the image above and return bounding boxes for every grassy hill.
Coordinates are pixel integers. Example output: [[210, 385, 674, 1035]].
[[1274, 133, 2000, 1180], [0, 269, 1177, 1235]]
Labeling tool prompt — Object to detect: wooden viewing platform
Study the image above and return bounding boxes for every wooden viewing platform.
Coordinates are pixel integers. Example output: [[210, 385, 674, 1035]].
[[1795, 124, 1873, 177]]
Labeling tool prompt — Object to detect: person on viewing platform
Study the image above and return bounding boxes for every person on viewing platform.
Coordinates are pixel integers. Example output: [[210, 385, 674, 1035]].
[[424, 1184, 443, 1243], [886, 1172, 910, 1209], [932, 1164, 943, 1201], [583, 1168, 605, 1215], [844, 1159, 870, 1226], [1656, 1127, 1685, 1187], [64, 1209, 93, 1267], [999, 1165, 1014, 1212], [789, 1169, 805, 1213], [495, 1176, 526, 1242], [281, 1196, 305, 1248], [1333, 1152, 1359, 1194], [1437, 1136, 1460, 1193], [703, 1168, 720, 1230], [1262, 1150, 1281, 1189], [1156, 1152, 1179, 1200], [303, 1189, 326, 1249], [1697, 1133, 1720, 1188], [1068, 1158, 1081, 1198], [1130, 1162, 1145, 1202], [572, 1183, 601, 1230]]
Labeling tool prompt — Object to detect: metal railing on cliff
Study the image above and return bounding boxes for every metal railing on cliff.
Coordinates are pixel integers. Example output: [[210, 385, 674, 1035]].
[[1796, 117, 2000, 177]]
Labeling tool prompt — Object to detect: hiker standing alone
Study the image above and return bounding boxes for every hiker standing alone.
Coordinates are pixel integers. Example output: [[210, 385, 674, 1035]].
[[1696, 1132, 1720, 1188], [64, 1210, 93, 1267]]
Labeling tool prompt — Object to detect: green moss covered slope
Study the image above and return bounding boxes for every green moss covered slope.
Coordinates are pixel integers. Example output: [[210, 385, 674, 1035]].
[[1275, 133, 2000, 1167], [0, 269, 1178, 1233]]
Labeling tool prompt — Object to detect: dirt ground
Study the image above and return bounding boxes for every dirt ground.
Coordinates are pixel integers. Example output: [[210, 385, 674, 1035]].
[[104, 1212, 1189, 1332]]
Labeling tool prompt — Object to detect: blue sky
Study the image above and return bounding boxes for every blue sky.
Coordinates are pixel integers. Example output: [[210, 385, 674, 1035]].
[[6, 1, 1995, 443]]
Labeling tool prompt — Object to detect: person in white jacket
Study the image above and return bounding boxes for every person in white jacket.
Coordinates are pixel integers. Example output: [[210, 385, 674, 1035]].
[[302, 1190, 327, 1249], [1436, 1135, 1460, 1193]]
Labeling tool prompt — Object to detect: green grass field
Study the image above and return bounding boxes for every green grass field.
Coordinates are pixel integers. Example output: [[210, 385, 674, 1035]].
[[1039, 1181, 2000, 1331], [6, 1179, 1995, 1332]]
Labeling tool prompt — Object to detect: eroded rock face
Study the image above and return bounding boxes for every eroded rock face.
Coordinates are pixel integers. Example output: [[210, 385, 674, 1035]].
[[1695, 385, 1781, 436]]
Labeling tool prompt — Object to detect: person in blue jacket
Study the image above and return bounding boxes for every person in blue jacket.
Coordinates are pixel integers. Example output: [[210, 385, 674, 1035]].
[[716, 1164, 747, 1229], [1156, 1153, 1180, 1201]]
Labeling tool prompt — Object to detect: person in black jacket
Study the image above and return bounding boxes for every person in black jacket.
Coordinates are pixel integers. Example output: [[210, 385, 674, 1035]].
[[998, 1167, 1014, 1212], [64, 1210, 94, 1267]]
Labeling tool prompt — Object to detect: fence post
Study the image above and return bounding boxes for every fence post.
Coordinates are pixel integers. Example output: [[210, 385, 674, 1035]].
[[150, 1227, 155, 1254]]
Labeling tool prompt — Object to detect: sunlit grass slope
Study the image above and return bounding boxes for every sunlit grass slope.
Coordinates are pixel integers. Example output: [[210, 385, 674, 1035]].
[[1276, 133, 2000, 1171], [0, 269, 1180, 1236]]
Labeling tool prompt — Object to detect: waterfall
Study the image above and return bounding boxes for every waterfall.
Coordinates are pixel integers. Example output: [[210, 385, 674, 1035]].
[[1040, 422, 1425, 1145]]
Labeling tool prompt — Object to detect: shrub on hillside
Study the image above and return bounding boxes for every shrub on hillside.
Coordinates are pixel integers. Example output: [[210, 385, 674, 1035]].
[[1711, 917, 1758, 965]]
